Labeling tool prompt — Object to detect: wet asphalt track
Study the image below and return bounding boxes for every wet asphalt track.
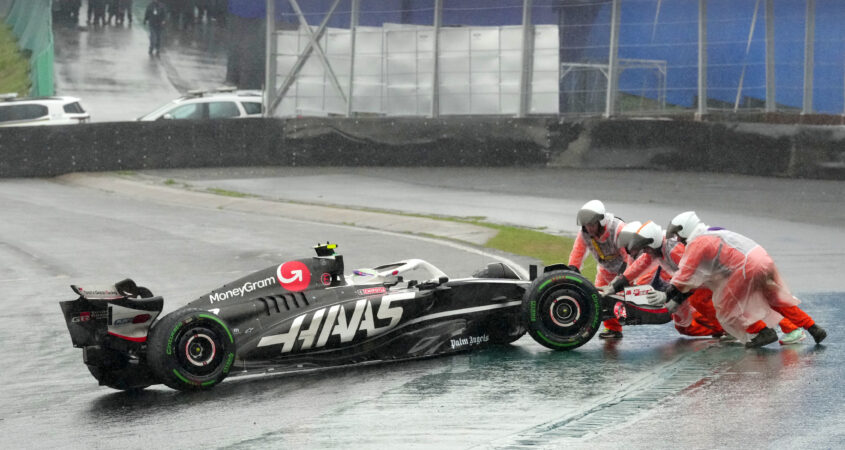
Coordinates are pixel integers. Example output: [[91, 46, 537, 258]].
[[5, 5, 842, 448], [0, 172, 842, 449]]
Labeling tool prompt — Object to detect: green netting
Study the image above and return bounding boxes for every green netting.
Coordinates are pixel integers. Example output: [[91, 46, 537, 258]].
[[0, 0, 14, 19], [3, 0, 53, 96]]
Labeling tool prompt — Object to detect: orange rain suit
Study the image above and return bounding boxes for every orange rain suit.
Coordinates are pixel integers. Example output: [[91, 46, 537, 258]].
[[670, 228, 814, 343], [568, 215, 629, 332], [624, 237, 724, 337]]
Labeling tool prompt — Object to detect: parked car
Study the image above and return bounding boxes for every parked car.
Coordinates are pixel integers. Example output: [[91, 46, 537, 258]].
[[0, 94, 90, 127], [137, 88, 264, 121]]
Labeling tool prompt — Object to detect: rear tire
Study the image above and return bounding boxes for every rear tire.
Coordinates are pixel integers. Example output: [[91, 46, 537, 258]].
[[522, 270, 601, 351], [147, 308, 236, 391]]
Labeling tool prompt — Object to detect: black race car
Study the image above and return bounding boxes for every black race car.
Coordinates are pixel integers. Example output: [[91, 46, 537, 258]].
[[60, 244, 671, 391]]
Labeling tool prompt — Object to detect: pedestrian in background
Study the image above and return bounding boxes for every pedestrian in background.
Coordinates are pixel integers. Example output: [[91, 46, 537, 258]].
[[144, 0, 166, 55], [105, 0, 117, 24], [88, 0, 106, 26], [118, 0, 133, 25]]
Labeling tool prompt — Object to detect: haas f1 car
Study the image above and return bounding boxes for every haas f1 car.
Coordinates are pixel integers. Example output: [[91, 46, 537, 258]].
[[60, 244, 672, 391]]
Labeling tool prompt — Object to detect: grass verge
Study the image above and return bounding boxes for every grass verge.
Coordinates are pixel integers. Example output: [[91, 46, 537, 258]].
[[0, 24, 31, 96], [175, 178, 599, 280], [206, 187, 256, 198], [483, 223, 597, 280]]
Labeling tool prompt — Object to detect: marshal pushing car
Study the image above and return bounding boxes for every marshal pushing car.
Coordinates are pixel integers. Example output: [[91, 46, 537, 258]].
[[60, 244, 671, 391]]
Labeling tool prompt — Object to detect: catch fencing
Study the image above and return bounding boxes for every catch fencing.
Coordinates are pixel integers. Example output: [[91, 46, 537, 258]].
[[262, 0, 845, 119], [2, 0, 54, 97]]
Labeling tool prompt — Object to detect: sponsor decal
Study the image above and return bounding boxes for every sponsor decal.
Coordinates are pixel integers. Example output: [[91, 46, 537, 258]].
[[614, 301, 628, 319], [258, 292, 414, 353], [76, 287, 121, 299], [113, 314, 151, 326], [450, 334, 490, 350], [356, 286, 387, 296], [321, 272, 332, 286], [277, 261, 311, 292], [624, 286, 654, 298], [71, 310, 108, 323], [208, 276, 276, 304]]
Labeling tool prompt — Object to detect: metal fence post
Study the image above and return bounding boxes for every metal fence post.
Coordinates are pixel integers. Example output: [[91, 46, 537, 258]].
[[765, 0, 775, 112], [697, 0, 707, 117], [431, 0, 442, 118], [518, 0, 533, 118], [264, 0, 276, 117], [347, 0, 360, 117], [802, 0, 814, 114], [604, 0, 620, 118]]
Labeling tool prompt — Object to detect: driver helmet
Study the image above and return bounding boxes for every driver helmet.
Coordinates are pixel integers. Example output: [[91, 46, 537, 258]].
[[576, 199, 607, 227], [666, 211, 701, 242]]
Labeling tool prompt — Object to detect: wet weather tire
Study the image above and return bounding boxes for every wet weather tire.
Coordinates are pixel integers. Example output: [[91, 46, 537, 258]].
[[522, 270, 601, 351], [147, 308, 236, 391]]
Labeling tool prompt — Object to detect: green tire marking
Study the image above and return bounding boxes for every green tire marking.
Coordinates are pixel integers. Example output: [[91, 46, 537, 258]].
[[166, 322, 183, 355], [530, 301, 537, 322], [536, 331, 579, 348], [539, 275, 582, 293], [199, 313, 234, 343], [201, 380, 216, 387], [222, 352, 235, 374], [172, 369, 195, 386], [591, 293, 600, 327]]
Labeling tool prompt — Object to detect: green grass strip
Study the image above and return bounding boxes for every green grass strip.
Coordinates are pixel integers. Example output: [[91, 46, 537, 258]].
[[206, 188, 254, 198], [483, 225, 597, 281], [159, 176, 602, 280], [0, 24, 31, 96], [199, 314, 234, 343]]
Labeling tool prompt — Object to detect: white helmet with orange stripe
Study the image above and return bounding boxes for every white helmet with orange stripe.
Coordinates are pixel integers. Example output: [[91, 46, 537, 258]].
[[618, 220, 663, 253]]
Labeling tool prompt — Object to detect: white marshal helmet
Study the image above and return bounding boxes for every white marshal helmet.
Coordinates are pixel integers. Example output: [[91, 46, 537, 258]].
[[617, 220, 663, 252], [667, 211, 701, 241], [576, 199, 608, 227], [616, 221, 641, 250]]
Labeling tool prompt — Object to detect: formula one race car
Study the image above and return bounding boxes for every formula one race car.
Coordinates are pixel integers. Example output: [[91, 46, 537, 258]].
[[60, 244, 671, 391]]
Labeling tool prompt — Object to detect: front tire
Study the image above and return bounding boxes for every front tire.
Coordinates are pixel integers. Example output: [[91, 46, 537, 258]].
[[522, 270, 601, 351], [147, 308, 236, 391]]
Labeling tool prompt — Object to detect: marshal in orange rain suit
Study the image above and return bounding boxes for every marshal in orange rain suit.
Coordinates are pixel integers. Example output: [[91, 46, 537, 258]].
[[669, 228, 816, 342], [622, 235, 724, 337], [568, 214, 630, 333]]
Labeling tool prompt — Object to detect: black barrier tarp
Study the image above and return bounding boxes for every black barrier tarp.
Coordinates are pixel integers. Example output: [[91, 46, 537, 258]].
[[0, 117, 842, 179]]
